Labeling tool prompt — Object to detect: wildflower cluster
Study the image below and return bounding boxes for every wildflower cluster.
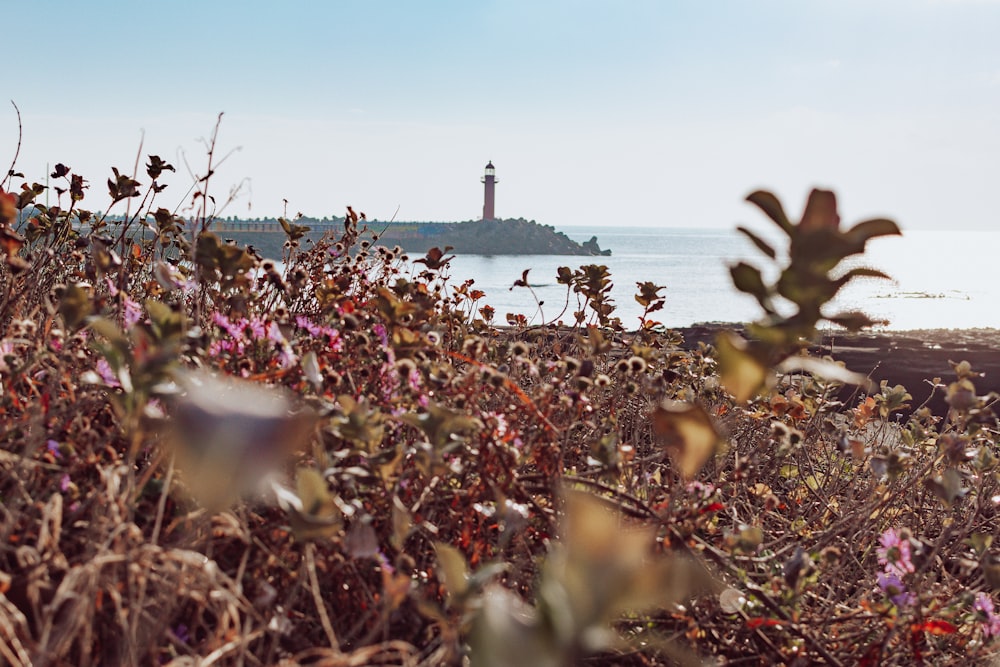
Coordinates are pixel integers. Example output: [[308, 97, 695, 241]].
[[876, 528, 917, 607]]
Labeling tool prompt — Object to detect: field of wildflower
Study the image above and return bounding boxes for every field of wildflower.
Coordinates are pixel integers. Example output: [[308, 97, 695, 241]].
[[2, 123, 1000, 666]]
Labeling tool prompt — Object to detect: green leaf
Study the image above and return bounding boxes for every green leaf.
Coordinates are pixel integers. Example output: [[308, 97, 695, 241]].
[[399, 402, 484, 449], [281, 468, 342, 540], [967, 533, 994, 556], [145, 299, 185, 340], [983, 554, 1000, 590], [87, 316, 128, 349], [470, 586, 553, 667], [729, 262, 768, 299], [330, 394, 385, 451], [58, 282, 93, 330], [434, 543, 470, 600], [746, 190, 794, 235]]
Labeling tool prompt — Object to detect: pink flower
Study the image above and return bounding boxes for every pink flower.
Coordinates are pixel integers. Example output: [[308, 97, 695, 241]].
[[212, 312, 244, 339], [975, 593, 1000, 638], [60, 474, 71, 492], [246, 317, 267, 340], [296, 315, 321, 337], [0, 340, 13, 372], [686, 481, 717, 499], [295, 315, 341, 348], [877, 528, 915, 577], [407, 367, 422, 393], [268, 324, 297, 368]]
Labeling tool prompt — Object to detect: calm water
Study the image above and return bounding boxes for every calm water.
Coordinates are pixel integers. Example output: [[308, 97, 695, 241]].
[[434, 227, 1000, 331]]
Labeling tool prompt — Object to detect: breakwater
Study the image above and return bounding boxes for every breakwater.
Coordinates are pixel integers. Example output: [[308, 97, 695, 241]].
[[209, 218, 610, 260]]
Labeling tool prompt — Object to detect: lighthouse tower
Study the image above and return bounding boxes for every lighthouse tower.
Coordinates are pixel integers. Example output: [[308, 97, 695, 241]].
[[481, 161, 498, 220]]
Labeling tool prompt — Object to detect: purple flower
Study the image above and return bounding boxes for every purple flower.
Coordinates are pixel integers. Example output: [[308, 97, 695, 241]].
[[877, 528, 915, 577], [173, 623, 190, 644], [123, 296, 143, 328], [95, 358, 121, 388], [877, 572, 915, 607], [47, 440, 62, 459], [60, 474, 71, 492], [372, 323, 389, 348]]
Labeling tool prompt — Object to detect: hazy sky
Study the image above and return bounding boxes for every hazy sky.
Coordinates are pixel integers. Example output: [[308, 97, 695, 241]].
[[3, 1, 999, 230]]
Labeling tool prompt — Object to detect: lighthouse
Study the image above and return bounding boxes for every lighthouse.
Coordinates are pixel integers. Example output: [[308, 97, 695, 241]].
[[481, 161, 498, 220]]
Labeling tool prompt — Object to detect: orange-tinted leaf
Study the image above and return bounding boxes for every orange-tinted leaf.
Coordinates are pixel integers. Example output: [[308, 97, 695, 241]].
[[912, 619, 957, 635]]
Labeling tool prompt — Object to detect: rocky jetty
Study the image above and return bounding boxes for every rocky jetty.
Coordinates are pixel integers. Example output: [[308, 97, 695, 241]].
[[373, 218, 609, 256], [211, 217, 609, 259]]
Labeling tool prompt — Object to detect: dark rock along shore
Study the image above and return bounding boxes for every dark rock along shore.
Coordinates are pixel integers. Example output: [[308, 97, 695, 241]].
[[676, 324, 1000, 415]]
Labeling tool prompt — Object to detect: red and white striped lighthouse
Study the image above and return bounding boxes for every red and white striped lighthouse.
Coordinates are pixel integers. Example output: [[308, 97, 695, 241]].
[[481, 161, 498, 220]]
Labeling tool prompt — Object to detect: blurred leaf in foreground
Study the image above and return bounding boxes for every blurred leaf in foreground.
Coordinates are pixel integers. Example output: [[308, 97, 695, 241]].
[[652, 400, 723, 480], [168, 370, 317, 512], [470, 490, 714, 667], [271, 468, 342, 540]]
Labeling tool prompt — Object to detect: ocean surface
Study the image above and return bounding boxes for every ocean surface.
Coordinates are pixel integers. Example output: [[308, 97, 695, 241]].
[[434, 226, 999, 331]]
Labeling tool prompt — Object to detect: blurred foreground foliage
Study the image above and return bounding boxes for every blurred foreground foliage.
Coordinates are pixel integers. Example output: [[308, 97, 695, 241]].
[[1, 122, 1000, 666]]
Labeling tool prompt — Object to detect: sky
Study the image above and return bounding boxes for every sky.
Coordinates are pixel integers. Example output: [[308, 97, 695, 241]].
[[3, 0, 1000, 230]]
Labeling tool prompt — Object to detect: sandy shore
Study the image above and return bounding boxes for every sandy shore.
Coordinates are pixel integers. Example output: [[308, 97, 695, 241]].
[[675, 324, 1000, 414]]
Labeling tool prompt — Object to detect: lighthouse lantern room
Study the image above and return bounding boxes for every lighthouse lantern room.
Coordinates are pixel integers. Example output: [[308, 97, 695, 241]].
[[481, 161, 498, 221]]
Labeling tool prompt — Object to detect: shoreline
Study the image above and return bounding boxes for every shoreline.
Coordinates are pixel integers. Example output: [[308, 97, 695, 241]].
[[674, 324, 1000, 413]]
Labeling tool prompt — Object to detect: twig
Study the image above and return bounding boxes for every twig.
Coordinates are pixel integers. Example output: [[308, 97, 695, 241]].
[[305, 542, 342, 654], [2, 100, 22, 190], [150, 452, 174, 546]]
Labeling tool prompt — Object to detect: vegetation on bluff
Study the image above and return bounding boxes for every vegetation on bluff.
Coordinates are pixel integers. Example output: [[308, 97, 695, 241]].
[[207, 217, 610, 259], [1, 122, 1000, 665]]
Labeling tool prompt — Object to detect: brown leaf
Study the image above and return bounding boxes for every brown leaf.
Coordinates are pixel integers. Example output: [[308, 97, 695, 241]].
[[651, 400, 722, 480], [799, 188, 840, 230], [715, 331, 769, 403]]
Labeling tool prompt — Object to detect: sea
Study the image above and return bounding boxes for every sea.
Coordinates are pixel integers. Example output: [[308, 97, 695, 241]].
[[434, 226, 999, 332]]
